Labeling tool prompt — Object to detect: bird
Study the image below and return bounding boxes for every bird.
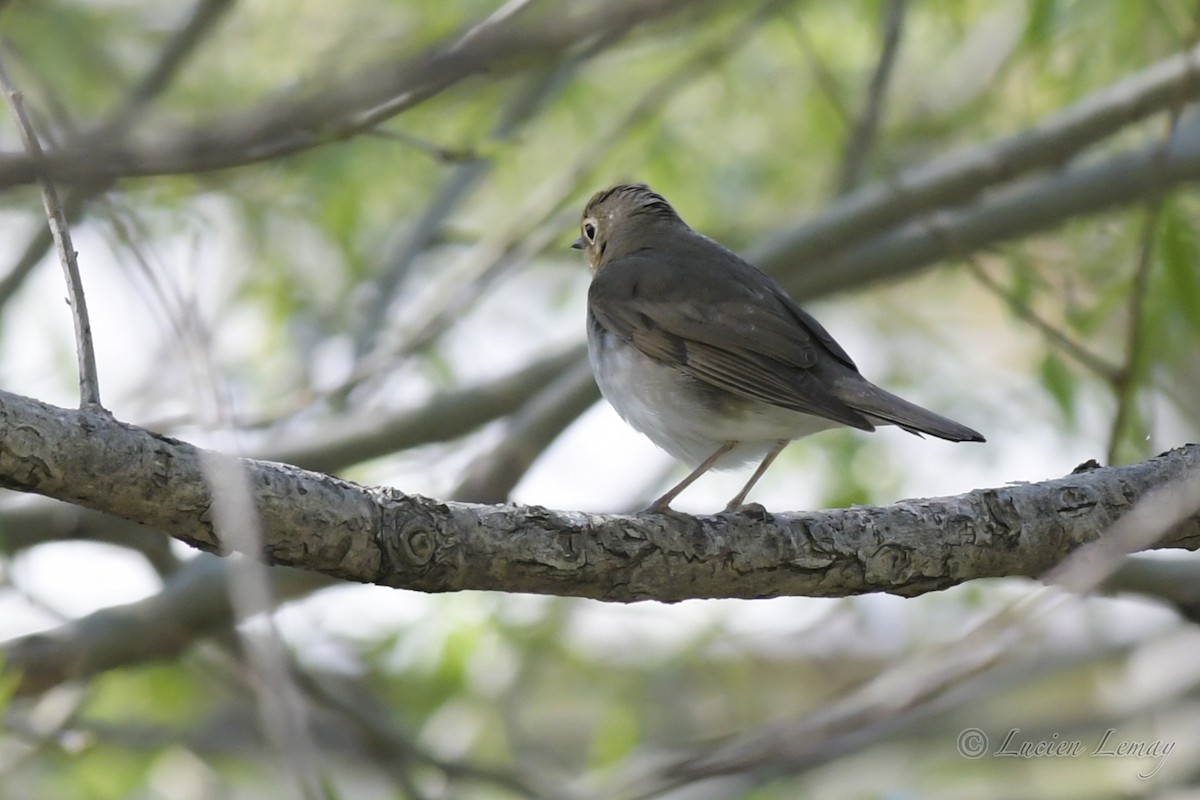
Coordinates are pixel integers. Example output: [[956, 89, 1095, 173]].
[[572, 182, 984, 514]]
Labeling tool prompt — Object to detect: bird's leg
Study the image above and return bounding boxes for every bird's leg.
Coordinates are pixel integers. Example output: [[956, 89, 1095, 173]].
[[644, 442, 736, 513], [724, 439, 788, 512]]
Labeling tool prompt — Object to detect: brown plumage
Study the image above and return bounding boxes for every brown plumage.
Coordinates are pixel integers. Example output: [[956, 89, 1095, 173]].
[[574, 183, 984, 513]]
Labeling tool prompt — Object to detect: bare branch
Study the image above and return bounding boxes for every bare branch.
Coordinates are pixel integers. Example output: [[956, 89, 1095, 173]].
[[258, 342, 585, 473], [1104, 554, 1200, 622], [836, 0, 907, 194], [355, 22, 635, 358], [840, 0, 902, 193], [0, 389, 1196, 603], [0, 0, 235, 317], [0, 53, 102, 409], [613, 461, 1200, 799], [452, 359, 598, 503], [367, 0, 790, 371], [0, 0, 720, 188], [1107, 102, 1188, 461], [2, 556, 330, 696], [964, 260, 1119, 380], [753, 43, 1200, 281], [97, 0, 236, 132], [766, 111, 1200, 301]]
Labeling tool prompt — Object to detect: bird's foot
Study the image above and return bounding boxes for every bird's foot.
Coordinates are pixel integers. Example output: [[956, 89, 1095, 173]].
[[639, 501, 693, 520], [724, 501, 772, 522]]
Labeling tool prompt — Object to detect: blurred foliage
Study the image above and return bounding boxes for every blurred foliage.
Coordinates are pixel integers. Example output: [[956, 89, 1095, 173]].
[[1, 0, 1199, 798]]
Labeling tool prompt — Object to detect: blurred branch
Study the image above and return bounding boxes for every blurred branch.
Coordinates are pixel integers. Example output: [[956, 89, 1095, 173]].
[[259, 342, 585, 473], [0, 388, 1197, 604], [296, 670, 542, 799], [202, 453, 327, 799], [0, 0, 719, 188], [766, 110, 1200, 301], [452, 359, 598, 503], [95, 0, 236, 132], [752, 43, 1200, 283], [836, 0, 906, 194], [613, 463, 1200, 800], [367, 0, 791, 373], [0, 52, 102, 409], [354, 23, 634, 360], [1, 556, 330, 696], [0, 502, 180, 575], [964, 260, 1119, 380], [1107, 104, 1188, 463], [0, 0, 235, 316], [0, 349, 589, 695], [1104, 554, 1200, 623]]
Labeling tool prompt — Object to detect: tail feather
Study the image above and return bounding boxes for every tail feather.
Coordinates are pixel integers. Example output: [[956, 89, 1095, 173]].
[[836, 380, 985, 443]]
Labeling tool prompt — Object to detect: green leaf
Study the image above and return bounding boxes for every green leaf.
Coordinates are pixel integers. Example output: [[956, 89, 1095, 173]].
[[1159, 199, 1200, 336], [1039, 352, 1077, 426]]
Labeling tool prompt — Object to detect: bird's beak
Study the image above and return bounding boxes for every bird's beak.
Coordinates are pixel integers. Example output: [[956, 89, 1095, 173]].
[[570, 237, 584, 250]]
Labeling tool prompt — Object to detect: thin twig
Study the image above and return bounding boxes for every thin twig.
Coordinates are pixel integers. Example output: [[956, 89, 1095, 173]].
[[836, 0, 906, 195], [370, 0, 793, 371], [1107, 17, 1200, 463], [294, 668, 542, 799], [354, 38, 616, 361], [0, 0, 717, 189], [363, 127, 477, 162], [752, 42, 1200, 270], [964, 259, 1120, 381], [0, 0, 235, 319], [617, 461, 1200, 799], [0, 50, 102, 409], [790, 15, 1121, 382], [1106, 87, 1192, 462], [99, 0, 235, 129]]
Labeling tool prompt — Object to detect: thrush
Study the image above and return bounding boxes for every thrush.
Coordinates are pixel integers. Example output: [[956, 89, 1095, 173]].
[[573, 183, 984, 513]]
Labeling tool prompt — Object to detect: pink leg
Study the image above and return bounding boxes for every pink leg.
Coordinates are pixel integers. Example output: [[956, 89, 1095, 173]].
[[644, 442, 736, 513], [724, 440, 788, 511]]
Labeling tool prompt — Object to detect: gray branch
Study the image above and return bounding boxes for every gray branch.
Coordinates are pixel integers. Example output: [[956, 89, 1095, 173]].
[[1, 388, 1197, 603], [753, 42, 1200, 281], [768, 109, 1200, 300], [0, 0, 716, 188], [0, 343, 582, 560], [3, 556, 329, 696]]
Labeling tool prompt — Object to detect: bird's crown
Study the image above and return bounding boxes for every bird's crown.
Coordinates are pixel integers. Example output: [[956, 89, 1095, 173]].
[[582, 183, 679, 224]]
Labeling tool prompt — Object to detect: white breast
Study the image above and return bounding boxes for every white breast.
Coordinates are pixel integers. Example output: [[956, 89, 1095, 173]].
[[587, 321, 837, 469]]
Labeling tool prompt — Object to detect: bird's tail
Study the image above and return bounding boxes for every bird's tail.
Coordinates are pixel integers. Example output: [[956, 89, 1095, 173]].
[[836, 379, 985, 443]]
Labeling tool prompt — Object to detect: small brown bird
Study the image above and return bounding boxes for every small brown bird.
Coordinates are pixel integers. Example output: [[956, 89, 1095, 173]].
[[573, 183, 984, 513]]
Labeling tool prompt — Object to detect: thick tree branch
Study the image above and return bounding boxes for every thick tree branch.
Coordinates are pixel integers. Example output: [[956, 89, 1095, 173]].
[[1, 389, 1197, 602], [0, 343, 583, 558]]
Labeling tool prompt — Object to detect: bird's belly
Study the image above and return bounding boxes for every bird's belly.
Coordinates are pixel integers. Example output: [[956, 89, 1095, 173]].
[[588, 329, 836, 468]]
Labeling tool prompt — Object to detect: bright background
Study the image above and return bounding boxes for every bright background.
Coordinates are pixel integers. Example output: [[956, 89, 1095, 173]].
[[1, 1, 1199, 798]]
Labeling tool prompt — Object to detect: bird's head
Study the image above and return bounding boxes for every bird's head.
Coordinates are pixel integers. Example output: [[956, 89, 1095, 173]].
[[571, 183, 682, 272]]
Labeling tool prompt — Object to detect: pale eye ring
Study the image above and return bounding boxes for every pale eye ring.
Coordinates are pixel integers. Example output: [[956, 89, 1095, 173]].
[[583, 221, 597, 242]]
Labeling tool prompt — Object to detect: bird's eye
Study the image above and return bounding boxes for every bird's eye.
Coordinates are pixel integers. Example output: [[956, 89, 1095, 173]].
[[583, 221, 597, 242]]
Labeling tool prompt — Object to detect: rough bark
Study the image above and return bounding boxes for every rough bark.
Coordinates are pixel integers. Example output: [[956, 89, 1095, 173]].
[[2, 389, 1197, 601]]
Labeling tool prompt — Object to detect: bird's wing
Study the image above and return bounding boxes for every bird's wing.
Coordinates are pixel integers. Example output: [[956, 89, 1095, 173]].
[[587, 248, 874, 430]]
